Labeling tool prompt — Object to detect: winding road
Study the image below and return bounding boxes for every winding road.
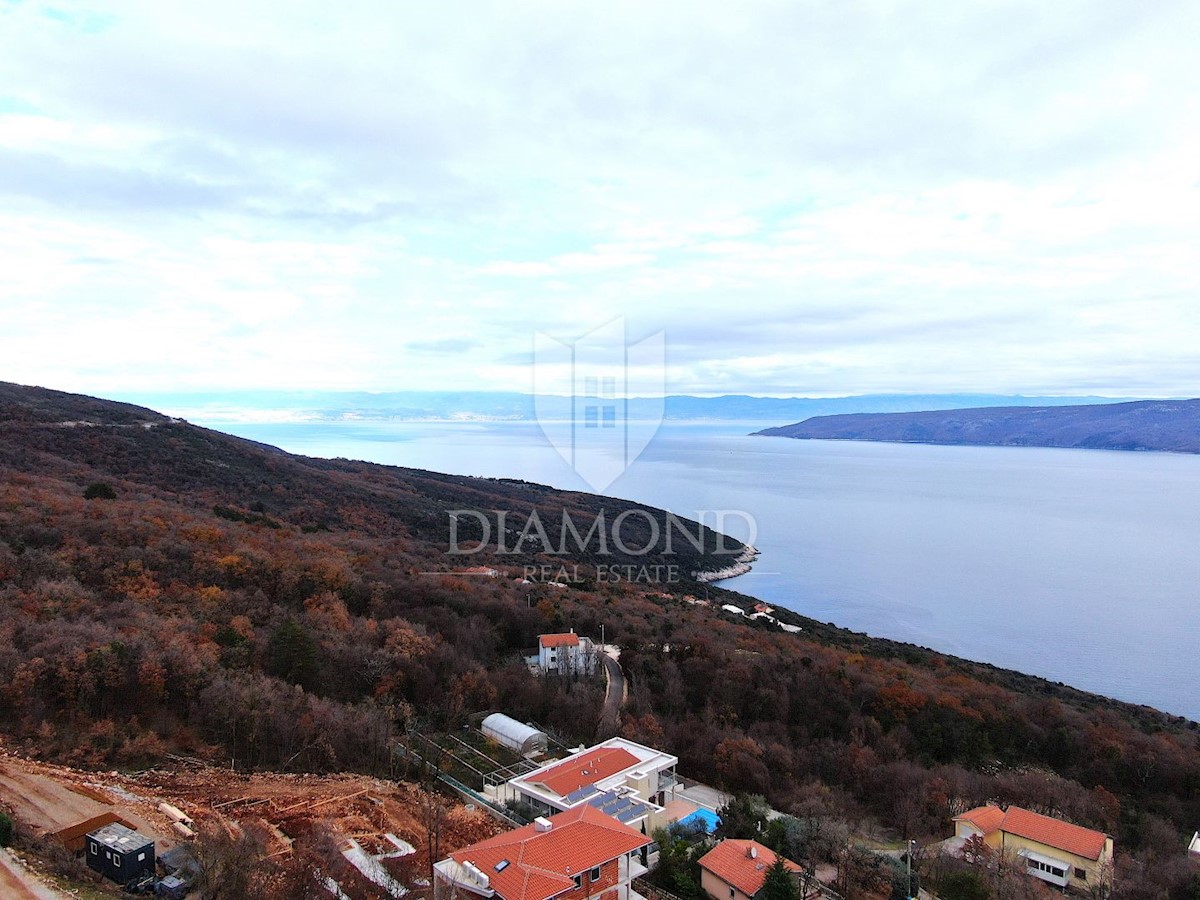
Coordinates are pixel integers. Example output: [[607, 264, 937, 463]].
[[596, 649, 628, 739]]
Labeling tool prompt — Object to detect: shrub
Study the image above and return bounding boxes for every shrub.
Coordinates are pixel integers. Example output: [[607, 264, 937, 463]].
[[83, 482, 117, 500], [0, 810, 14, 847], [939, 870, 990, 900]]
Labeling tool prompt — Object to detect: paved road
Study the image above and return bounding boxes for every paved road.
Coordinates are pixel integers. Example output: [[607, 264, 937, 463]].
[[596, 651, 627, 739]]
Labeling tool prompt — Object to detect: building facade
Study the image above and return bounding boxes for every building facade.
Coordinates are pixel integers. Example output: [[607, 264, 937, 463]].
[[537, 632, 598, 675]]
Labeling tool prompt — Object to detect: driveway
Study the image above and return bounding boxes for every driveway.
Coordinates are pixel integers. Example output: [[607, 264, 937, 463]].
[[595, 651, 627, 739]]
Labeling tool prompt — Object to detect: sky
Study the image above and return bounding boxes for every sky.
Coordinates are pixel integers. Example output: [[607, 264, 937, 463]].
[[1, 0, 1198, 398]]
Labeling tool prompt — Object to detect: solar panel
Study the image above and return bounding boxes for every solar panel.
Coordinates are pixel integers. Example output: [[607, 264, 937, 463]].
[[565, 784, 600, 804], [586, 789, 648, 824]]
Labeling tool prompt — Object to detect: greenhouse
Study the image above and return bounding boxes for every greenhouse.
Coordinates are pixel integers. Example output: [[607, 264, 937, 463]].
[[481, 713, 548, 755]]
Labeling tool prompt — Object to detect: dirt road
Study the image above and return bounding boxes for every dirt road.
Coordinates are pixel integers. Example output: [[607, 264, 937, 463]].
[[0, 763, 107, 831], [0, 850, 65, 899]]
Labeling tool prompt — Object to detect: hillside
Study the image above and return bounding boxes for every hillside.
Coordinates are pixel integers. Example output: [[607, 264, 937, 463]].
[[754, 399, 1200, 452], [0, 382, 1198, 899]]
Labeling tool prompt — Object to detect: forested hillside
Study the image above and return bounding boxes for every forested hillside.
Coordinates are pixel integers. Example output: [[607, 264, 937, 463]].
[[755, 399, 1200, 453], [0, 383, 1197, 900]]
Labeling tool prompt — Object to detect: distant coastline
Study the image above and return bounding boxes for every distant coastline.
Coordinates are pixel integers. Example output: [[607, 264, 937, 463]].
[[755, 398, 1200, 454]]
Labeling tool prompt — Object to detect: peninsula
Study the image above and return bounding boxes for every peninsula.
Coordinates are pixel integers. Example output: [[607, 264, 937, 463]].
[[755, 398, 1200, 453]]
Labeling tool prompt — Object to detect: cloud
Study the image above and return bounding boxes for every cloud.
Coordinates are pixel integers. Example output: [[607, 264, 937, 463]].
[[0, 0, 1198, 396]]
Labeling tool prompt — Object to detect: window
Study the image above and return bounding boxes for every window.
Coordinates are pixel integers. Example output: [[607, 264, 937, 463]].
[[1028, 859, 1066, 879], [1075, 868, 1087, 880], [114, 854, 121, 868], [584, 406, 599, 428], [138, 852, 146, 862], [573, 874, 582, 889], [729, 889, 736, 899], [601, 405, 616, 428], [89, 842, 98, 855], [590, 867, 602, 882]]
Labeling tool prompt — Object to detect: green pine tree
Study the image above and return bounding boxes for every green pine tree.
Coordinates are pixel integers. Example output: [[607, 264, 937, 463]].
[[761, 856, 799, 900], [266, 619, 319, 690]]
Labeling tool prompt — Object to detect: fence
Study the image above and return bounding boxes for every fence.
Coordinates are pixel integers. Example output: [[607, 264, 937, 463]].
[[632, 876, 688, 900], [391, 741, 526, 827]]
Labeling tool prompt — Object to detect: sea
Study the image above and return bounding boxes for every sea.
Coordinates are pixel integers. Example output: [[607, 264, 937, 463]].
[[198, 419, 1200, 721]]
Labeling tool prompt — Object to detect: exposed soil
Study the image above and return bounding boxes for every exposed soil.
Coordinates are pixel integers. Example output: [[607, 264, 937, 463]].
[[0, 744, 504, 893]]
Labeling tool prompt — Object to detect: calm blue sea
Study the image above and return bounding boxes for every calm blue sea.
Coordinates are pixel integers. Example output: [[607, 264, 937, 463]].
[[200, 419, 1200, 721]]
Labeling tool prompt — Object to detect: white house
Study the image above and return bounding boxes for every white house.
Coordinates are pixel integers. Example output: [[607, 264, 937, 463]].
[[505, 737, 679, 832], [537, 632, 597, 675]]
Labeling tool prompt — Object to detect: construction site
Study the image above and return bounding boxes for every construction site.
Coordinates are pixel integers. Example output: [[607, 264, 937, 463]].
[[0, 743, 503, 898]]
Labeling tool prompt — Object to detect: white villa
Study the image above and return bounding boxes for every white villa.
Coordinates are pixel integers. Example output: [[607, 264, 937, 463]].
[[503, 738, 679, 833]]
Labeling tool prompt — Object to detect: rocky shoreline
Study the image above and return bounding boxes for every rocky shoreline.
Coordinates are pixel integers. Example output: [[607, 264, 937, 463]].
[[693, 544, 760, 583]]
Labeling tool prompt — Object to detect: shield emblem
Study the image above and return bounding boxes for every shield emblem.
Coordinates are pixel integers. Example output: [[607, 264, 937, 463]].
[[534, 319, 665, 492]]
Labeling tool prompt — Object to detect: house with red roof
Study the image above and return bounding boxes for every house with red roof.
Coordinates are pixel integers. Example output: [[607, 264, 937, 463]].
[[537, 631, 598, 676], [434, 805, 652, 900], [697, 840, 801, 900], [504, 738, 679, 832], [952, 805, 1113, 890]]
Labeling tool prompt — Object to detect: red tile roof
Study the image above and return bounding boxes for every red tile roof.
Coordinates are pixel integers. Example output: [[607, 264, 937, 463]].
[[698, 840, 801, 897], [954, 805, 1006, 836], [531, 747, 641, 797], [999, 807, 1109, 861], [540, 633, 580, 649], [450, 805, 651, 900]]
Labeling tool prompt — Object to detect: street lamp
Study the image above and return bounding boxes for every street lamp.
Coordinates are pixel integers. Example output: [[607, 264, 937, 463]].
[[907, 839, 917, 900]]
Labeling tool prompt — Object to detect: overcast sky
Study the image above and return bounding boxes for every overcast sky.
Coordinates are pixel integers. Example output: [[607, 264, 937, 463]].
[[1, 0, 1198, 397]]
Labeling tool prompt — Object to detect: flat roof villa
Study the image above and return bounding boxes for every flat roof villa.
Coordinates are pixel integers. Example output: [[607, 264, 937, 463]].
[[504, 738, 679, 832]]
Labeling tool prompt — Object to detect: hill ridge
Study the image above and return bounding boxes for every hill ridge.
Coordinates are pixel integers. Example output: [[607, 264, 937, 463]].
[[754, 398, 1200, 453]]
